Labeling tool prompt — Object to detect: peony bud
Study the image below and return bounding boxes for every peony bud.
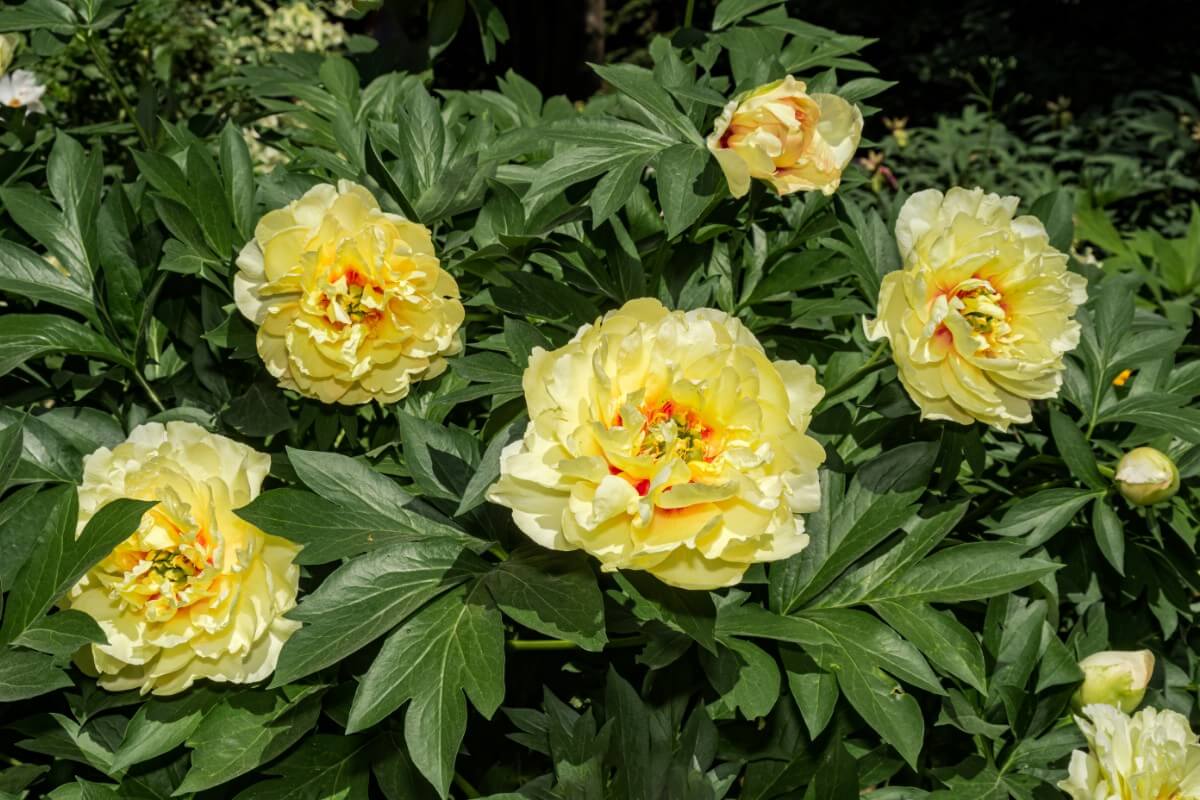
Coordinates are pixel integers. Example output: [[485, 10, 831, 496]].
[[0, 34, 17, 76], [1072, 650, 1155, 713], [1114, 447, 1180, 506]]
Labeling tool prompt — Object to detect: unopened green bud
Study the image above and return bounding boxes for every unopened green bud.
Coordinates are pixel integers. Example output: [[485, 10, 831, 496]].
[[1073, 650, 1155, 713], [1114, 447, 1180, 506]]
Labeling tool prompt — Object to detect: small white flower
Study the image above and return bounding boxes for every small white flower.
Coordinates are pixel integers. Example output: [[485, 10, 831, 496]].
[[0, 69, 46, 114], [1060, 704, 1200, 800]]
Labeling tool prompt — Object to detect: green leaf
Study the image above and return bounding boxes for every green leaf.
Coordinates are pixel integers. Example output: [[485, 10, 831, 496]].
[[1050, 409, 1105, 490], [486, 546, 607, 651], [232, 734, 372, 799], [238, 488, 477, 565], [186, 144, 236, 258], [285, 447, 414, 516], [989, 487, 1100, 546], [605, 668, 666, 800], [12, 609, 105, 656], [718, 604, 930, 767], [1, 490, 153, 643], [0, 314, 129, 378], [771, 442, 937, 614], [109, 689, 220, 773], [131, 151, 190, 206], [347, 582, 506, 797], [811, 502, 967, 609], [590, 63, 702, 145], [219, 123, 256, 241], [1030, 189, 1074, 253], [869, 542, 1059, 604], [613, 571, 717, 653], [590, 154, 650, 226], [0, 414, 23, 492], [0, 238, 96, 321], [655, 144, 721, 238], [270, 540, 479, 687], [701, 637, 781, 719], [0, 648, 73, 702], [712, 0, 786, 30], [175, 690, 324, 794], [456, 421, 521, 516], [781, 647, 839, 738], [223, 382, 293, 437], [0, 409, 84, 485], [0, 0, 76, 32], [0, 186, 91, 282], [0, 487, 56, 587], [47, 133, 101, 251], [873, 601, 987, 692], [1095, 394, 1200, 442], [1091, 499, 1125, 575]]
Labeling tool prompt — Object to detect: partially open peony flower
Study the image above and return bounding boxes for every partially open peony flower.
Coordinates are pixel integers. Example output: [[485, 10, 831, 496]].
[[706, 75, 863, 199], [64, 422, 301, 695], [1074, 649, 1155, 713], [1060, 704, 1200, 800], [235, 180, 464, 405], [486, 298, 826, 590], [865, 187, 1088, 430]]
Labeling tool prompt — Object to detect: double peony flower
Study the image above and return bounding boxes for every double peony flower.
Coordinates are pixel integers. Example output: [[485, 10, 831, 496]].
[[487, 298, 826, 591], [866, 187, 1088, 429], [235, 180, 464, 405], [1061, 704, 1200, 800], [63, 423, 300, 695]]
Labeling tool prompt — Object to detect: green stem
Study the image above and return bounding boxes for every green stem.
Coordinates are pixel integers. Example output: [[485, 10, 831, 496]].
[[488, 542, 510, 561], [131, 369, 167, 414], [86, 34, 150, 147], [683, 0, 696, 28], [817, 341, 888, 408], [453, 771, 481, 799], [507, 634, 646, 652]]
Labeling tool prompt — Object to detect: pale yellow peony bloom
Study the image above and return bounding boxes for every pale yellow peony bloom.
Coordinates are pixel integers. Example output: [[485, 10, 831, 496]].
[[486, 298, 826, 590], [1060, 704, 1200, 800], [64, 422, 301, 695], [235, 180, 464, 405], [1074, 650, 1155, 713], [865, 187, 1088, 430], [706, 75, 863, 199]]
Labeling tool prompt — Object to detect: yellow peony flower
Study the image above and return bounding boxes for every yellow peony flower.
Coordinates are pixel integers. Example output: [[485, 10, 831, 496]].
[[235, 180, 464, 405], [64, 422, 301, 695], [486, 298, 826, 590], [706, 75, 863, 199], [865, 187, 1088, 430], [1060, 704, 1200, 800]]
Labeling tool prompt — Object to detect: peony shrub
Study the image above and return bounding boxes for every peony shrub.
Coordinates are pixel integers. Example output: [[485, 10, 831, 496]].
[[0, 1, 1196, 799]]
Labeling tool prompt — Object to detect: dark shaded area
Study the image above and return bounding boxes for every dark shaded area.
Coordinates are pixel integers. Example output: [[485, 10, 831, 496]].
[[387, 0, 1200, 120]]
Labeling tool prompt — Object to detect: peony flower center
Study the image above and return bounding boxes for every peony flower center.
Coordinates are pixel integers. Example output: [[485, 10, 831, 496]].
[[635, 400, 715, 463], [304, 241, 391, 330], [950, 277, 1007, 335], [99, 505, 221, 623]]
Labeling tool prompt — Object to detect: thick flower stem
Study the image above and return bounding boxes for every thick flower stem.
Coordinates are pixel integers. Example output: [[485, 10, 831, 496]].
[[507, 634, 647, 652], [817, 341, 889, 407], [453, 771, 482, 798]]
